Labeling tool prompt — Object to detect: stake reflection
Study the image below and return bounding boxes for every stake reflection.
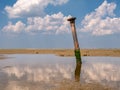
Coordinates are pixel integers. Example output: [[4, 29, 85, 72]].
[[75, 58, 82, 82]]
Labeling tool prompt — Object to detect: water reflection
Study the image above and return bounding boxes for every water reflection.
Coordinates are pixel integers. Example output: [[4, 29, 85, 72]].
[[75, 59, 82, 82], [81, 57, 120, 83], [3, 64, 73, 82], [0, 55, 120, 90]]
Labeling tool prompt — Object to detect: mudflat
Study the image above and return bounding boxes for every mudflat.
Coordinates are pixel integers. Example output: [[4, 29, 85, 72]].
[[0, 49, 120, 57]]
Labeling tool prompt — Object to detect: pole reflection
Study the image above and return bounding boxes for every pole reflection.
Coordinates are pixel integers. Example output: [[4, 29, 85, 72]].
[[75, 58, 82, 82]]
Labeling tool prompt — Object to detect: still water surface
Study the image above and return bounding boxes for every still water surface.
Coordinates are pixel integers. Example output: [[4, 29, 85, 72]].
[[0, 54, 120, 90]]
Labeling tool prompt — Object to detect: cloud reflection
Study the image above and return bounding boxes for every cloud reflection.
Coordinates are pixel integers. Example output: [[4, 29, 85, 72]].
[[2, 62, 120, 83], [1, 59, 120, 90], [82, 62, 120, 83], [3, 64, 74, 82]]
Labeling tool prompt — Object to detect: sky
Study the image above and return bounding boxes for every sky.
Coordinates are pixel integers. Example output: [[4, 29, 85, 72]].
[[0, 0, 120, 49]]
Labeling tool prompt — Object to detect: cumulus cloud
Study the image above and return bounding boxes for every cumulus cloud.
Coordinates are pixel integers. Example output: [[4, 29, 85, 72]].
[[80, 0, 120, 36], [2, 21, 25, 33], [5, 0, 69, 18], [26, 12, 71, 34], [2, 12, 71, 34]]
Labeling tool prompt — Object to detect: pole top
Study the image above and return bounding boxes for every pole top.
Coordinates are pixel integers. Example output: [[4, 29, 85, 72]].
[[67, 17, 76, 23], [67, 17, 76, 21]]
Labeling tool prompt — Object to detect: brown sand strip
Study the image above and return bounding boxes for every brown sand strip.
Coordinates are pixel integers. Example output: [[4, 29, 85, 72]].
[[0, 49, 120, 57]]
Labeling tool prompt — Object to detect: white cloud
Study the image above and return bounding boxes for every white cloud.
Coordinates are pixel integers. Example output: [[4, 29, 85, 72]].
[[2, 21, 25, 33], [80, 0, 120, 36], [2, 12, 71, 34], [5, 0, 69, 18], [26, 12, 71, 34]]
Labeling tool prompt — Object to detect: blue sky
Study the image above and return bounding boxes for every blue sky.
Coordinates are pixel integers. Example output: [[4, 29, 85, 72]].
[[0, 0, 120, 49]]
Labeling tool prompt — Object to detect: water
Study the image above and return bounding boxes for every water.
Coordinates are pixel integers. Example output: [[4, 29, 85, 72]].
[[0, 54, 120, 90]]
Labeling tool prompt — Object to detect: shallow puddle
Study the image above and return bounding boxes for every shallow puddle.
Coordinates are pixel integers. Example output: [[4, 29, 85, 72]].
[[0, 54, 120, 90]]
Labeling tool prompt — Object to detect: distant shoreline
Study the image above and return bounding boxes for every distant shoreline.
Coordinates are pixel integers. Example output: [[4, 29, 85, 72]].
[[0, 49, 120, 57]]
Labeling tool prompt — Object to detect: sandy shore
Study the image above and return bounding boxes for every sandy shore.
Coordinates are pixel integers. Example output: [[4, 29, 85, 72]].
[[0, 49, 120, 57]]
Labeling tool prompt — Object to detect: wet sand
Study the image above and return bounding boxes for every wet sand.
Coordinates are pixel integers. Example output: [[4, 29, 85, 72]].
[[0, 55, 7, 60], [54, 81, 113, 90], [0, 49, 120, 57]]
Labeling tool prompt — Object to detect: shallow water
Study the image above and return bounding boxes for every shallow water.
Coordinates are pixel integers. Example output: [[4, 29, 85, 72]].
[[0, 54, 120, 90]]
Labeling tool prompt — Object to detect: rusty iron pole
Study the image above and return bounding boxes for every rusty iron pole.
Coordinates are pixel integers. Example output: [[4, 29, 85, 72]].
[[67, 17, 82, 63]]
